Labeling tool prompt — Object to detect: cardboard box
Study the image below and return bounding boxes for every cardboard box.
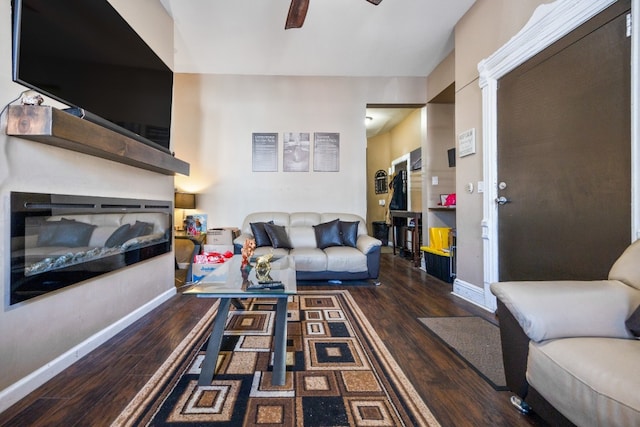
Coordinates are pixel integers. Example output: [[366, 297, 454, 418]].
[[206, 227, 239, 245], [191, 262, 222, 282]]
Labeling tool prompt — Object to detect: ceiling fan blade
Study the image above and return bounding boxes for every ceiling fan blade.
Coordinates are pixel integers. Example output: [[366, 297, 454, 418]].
[[366, 0, 382, 5], [285, 0, 310, 29]]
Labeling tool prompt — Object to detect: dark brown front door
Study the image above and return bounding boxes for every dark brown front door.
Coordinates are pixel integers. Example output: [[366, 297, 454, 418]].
[[496, 1, 631, 281]]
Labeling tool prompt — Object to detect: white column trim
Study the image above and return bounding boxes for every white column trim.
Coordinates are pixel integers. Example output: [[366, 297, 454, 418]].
[[632, 0, 640, 241]]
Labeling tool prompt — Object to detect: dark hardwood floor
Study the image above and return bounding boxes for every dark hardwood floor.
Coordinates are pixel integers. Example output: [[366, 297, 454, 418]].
[[0, 252, 546, 426]]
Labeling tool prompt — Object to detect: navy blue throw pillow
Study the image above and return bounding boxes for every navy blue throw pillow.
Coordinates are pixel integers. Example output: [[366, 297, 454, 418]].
[[250, 221, 274, 247], [313, 219, 343, 249], [264, 223, 293, 249], [339, 220, 359, 248]]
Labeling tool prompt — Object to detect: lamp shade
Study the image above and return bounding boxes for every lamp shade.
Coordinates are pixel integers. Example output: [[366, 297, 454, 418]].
[[174, 192, 196, 209]]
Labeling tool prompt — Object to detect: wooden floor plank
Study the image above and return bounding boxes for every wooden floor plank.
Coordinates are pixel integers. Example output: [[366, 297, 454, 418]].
[[0, 252, 547, 426]]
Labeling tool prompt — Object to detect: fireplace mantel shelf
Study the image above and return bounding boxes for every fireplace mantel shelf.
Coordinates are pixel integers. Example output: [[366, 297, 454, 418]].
[[6, 105, 189, 176]]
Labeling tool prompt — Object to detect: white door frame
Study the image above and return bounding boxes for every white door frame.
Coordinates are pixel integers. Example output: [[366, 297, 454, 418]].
[[478, 0, 639, 311]]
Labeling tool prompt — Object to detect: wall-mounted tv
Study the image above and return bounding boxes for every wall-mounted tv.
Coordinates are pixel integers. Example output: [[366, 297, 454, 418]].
[[11, 0, 173, 153]]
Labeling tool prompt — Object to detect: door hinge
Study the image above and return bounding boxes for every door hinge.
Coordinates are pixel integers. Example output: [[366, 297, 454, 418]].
[[627, 13, 632, 38]]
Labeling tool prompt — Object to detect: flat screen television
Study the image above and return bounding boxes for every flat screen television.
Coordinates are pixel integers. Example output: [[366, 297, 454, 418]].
[[11, 0, 173, 153]]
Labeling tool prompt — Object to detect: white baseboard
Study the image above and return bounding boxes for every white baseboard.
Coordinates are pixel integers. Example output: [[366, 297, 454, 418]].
[[0, 288, 176, 414], [452, 278, 493, 312]]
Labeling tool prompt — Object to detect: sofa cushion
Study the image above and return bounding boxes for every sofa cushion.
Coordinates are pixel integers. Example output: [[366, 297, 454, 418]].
[[609, 238, 640, 290], [264, 223, 293, 249], [313, 219, 342, 249], [527, 337, 640, 427], [253, 246, 289, 259], [290, 212, 322, 227], [290, 247, 328, 272], [250, 221, 274, 247], [339, 220, 359, 247], [105, 224, 132, 248], [325, 246, 368, 272], [37, 219, 97, 248], [289, 227, 317, 248]]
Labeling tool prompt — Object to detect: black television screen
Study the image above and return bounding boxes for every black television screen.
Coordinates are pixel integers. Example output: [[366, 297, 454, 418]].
[[11, 0, 173, 152]]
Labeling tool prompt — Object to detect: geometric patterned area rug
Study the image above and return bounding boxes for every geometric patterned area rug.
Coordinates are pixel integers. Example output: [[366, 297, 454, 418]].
[[418, 316, 507, 390], [112, 290, 440, 426]]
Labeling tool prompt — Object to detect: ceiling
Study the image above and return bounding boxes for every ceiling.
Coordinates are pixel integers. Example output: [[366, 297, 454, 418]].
[[158, 0, 475, 77], [158, 0, 473, 138], [365, 107, 418, 138]]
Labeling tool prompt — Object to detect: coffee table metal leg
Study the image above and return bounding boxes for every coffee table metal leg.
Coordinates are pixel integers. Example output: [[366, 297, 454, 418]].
[[198, 298, 231, 386], [272, 297, 288, 386]]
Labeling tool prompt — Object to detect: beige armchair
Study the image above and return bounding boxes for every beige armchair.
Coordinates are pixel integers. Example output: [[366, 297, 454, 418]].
[[490, 239, 640, 426]]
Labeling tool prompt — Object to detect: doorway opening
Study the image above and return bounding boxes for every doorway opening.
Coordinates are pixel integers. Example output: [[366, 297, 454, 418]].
[[365, 104, 424, 250]]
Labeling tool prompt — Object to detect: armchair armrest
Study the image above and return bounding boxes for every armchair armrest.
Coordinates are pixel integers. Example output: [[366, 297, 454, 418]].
[[356, 234, 382, 255], [490, 280, 640, 342]]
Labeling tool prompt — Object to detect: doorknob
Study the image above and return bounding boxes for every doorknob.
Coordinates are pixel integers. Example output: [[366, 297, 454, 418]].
[[495, 196, 510, 205]]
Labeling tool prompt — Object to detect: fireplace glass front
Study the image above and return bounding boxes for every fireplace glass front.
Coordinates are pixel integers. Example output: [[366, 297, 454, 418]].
[[10, 192, 173, 305]]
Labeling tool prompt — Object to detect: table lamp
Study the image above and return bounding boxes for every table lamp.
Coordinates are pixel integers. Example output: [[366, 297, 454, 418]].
[[174, 192, 196, 230]]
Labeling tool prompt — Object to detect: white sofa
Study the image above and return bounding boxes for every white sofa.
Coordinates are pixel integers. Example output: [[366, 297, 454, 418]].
[[490, 239, 640, 427], [234, 212, 382, 281]]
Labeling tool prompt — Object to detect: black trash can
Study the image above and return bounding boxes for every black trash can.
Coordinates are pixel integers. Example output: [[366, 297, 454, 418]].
[[372, 221, 389, 246]]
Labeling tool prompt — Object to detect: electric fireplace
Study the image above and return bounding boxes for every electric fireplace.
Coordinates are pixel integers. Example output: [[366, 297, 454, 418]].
[[10, 192, 173, 305]]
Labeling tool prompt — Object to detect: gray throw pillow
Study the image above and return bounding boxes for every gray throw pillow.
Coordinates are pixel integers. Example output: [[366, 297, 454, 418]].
[[264, 223, 293, 249], [313, 219, 343, 249]]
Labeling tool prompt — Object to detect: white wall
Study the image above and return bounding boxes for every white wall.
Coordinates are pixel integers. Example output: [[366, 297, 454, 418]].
[[0, 0, 176, 410], [173, 74, 427, 228]]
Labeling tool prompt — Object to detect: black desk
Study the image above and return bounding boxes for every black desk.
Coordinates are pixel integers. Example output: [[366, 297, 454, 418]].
[[390, 210, 422, 267]]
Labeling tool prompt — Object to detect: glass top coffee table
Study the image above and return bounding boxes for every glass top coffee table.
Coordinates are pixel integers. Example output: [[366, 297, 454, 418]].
[[184, 255, 296, 386]]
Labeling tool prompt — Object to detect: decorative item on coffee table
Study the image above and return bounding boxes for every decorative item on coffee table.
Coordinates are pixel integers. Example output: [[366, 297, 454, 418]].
[[254, 253, 273, 281], [240, 238, 256, 269]]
